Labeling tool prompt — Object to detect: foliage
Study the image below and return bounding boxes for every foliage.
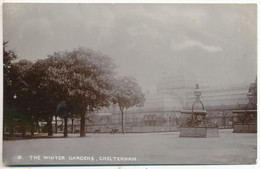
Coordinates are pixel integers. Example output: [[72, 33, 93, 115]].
[[3, 42, 33, 135], [46, 48, 116, 107], [113, 76, 145, 110], [113, 76, 145, 133], [46, 47, 116, 136], [3, 43, 145, 137]]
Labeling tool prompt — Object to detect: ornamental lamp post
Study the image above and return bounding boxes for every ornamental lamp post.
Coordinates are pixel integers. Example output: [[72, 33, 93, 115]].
[[194, 84, 201, 102], [179, 84, 219, 137], [233, 86, 257, 133], [9, 93, 17, 135], [191, 84, 205, 120], [247, 89, 254, 106], [245, 88, 256, 114]]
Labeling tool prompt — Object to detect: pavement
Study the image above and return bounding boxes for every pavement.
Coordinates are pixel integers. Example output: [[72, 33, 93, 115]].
[[2, 129, 257, 166]]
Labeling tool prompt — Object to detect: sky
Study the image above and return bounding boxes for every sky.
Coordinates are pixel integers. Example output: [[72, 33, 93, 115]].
[[3, 3, 257, 92]]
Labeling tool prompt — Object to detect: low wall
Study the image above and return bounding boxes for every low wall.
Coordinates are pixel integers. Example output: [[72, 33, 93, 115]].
[[86, 125, 179, 133], [180, 127, 219, 137], [130, 125, 179, 133]]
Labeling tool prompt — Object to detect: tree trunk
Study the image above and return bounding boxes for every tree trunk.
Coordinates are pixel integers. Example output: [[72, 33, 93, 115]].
[[80, 109, 86, 137], [21, 122, 26, 136], [55, 115, 58, 134], [64, 117, 68, 137], [9, 121, 14, 136], [22, 127, 26, 136], [61, 119, 63, 131], [30, 121, 34, 136], [47, 115, 53, 136], [120, 108, 125, 134], [3, 122, 6, 135], [71, 118, 74, 134], [36, 120, 40, 133], [30, 116, 34, 136]]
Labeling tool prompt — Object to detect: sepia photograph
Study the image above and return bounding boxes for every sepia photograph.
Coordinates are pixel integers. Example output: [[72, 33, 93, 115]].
[[1, 1, 258, 167]]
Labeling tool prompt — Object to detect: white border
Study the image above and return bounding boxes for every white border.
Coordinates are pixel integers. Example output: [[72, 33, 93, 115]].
[[1, 0, 260, 3], [0, 1, 259, 169]]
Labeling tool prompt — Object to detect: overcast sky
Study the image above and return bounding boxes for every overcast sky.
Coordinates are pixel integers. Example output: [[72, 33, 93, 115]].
[[3, 3, 257, 92]]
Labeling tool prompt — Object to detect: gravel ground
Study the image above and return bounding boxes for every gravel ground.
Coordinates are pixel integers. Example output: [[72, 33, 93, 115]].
[[2, 129, 257, 166]]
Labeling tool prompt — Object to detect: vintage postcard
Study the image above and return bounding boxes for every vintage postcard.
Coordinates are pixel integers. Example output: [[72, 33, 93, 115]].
[[1, 1, 258, 168]]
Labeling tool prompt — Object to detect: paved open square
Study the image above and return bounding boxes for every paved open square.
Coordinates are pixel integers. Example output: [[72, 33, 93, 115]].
[[2, 129, 257, 166]]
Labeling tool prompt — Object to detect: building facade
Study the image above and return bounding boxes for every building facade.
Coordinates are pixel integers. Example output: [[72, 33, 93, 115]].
[[89, 72, 252, 132]]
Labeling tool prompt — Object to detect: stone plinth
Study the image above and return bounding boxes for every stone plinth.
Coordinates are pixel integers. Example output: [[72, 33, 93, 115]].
[[180, 110, 219, 138], [180, 127, 219, 137], [233, 123, 257, 133], [233, 110, 257, 133]]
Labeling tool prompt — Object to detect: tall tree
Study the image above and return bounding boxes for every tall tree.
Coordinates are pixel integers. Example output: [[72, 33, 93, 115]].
[[56, 101, 69, 137], [11, 60, 33, 136], [25, 59, 60, 136], [3, 42, 17, 135], [113, 76, 145, 133], [2, 42, 32, 135], [47, 47, 116, 137]]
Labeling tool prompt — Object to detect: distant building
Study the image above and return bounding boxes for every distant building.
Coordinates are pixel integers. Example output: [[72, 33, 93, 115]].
[[185, 85, 249, 109], [90, 72, 252, 132], [156, 71, 209, 109], [47, 72, 254, 133]]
